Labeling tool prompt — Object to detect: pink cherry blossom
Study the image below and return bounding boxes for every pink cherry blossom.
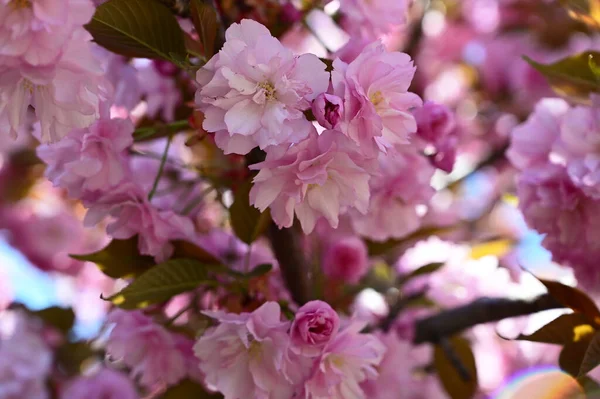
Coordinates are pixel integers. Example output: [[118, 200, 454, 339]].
[[249, 129, 372, 234], [37, 115, 134, 198], [194, 302, 296, 399], [0, 0, 95, 66], [195, 19, 329, 154], [413, 101, 458, 172], [350, 150, 435, 241], [333, 37, 372, 64], [322, 236, 369, 284], [0, 310, 53, 399], [361, 332, 445, 399], [0, 205, 88, 275], [507, 98, 569, 170], [290, 300, 340, 357], [60, 368, 139, 399], [339, 0, 412, 40], [332, 42, 422, 157], [0, 29, 106, 142], [105, 309, 190, 390], [560, 104, 600, 199], [517, 165, 600, 291], [83, 182, 195, 261], [304, 321, 386, 399], [138, 62, 181, 122]]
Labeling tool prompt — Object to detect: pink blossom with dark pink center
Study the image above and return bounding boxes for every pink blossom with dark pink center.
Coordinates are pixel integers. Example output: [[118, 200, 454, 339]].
[[60, 368, 139, 399], [37, 115, 134, 199], [250, 129, 373, 234], [193, 302, 298, 399], [322, 236, 369, 284], [290, 300, 340, 357], [195, 19, 329, 155], [83, 182, 195, 261], [105, 309, 192, 391], [332, 42, 422, 157], [304, 321, 386, 399]]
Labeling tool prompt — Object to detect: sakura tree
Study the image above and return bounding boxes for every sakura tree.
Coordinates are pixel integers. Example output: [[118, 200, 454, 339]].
[[2, 0, 600, 398]]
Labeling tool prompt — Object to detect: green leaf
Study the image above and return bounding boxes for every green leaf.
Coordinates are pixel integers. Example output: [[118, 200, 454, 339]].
[[190, 0, 218, 57], [229, 181, 271, 244], [160, 379, 223, 398], [85, 0, 187, 60], [590, 54, 600, 81], [172, 240, 223, 264], [397, 262, 444, 285], [580, 332, 600, 376], [524, 52, 600, 102], [561, 335, 594, 377], [434, 337, 478, 399], [244, 263, 273, 279], [578, 376, 600, 397], [32, 306, 75, 334], [503, 313, 593, 345], [538, 278, 600, 326], [55, 341, 98, 376], [70, 237, 155, 279], [103, 258, 230, 309]]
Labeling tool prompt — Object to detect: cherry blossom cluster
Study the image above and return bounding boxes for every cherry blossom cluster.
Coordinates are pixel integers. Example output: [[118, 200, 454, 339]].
[[196, 19, 455, 239], [0, 0, 106, 142], [508, 96, 600, 290]]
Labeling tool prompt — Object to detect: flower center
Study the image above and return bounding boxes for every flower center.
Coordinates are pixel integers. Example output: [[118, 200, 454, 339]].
[[9, 0, 31, 9], [370, 91, 384, 107], [22, 79, 35, 94], [258, 81, 276, 101]]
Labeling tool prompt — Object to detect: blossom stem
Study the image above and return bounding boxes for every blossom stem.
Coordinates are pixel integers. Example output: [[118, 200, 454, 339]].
[[133, 120, 190, 142], [412, 294, 563, 344], [266, 223, 310, 305], [148, 134, 174, 201]]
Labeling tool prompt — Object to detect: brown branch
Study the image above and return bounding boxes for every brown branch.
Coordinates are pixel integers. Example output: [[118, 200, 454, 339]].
[[412, 294, 563, 344], [266, 223, 310, 305]]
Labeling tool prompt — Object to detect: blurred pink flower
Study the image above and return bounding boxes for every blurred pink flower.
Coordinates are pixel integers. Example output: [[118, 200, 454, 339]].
[[0, 0, 95, 66], [507, 98, 569, 170], [105, 309, 189, 390], [83, 182, 194, 261], [37, 116, 133, 198], [560, 105, 600, 199], [194, 302, 296, 399], [0, 29, 105, 142], [290, 300, 340, 357], [339, 0, 412, 40], [250, 130, 372, 234], [350, 150, 435, 241], [333, 37, 372, 64], [361, 332, 445, 399], [332, 42, 421, 157], [60, 368, 139, 399], [1, 205, 88, 275], [138, 63, 181, 122], [322, 236, 369, 284], [413, 101, 458, 172], [0, 310, 53, 399], [517, 165, 600, 291], [304, 321, 385, 399], [195, 19, 329, 154]]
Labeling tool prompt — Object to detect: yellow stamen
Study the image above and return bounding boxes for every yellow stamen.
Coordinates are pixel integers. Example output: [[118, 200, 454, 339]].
[[258, 81, 276, 101], [10, 0, 32, 10], [370, 91, 384, 107]]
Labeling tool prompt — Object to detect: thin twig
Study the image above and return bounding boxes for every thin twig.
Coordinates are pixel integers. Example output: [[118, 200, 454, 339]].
[[439, 337, 471, 382], [148, 134, 174, 201]]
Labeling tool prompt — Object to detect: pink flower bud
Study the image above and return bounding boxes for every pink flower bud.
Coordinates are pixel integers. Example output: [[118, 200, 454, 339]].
[[290, 300, 340, 357], [323, 237, 369, 284], [312, 93, 344, 129], [414, 101, 456, 143]]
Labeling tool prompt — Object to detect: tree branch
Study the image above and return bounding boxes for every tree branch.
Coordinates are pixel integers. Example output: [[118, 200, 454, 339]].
[[266, 223, 310, 305], [412, 294, 564, 344]]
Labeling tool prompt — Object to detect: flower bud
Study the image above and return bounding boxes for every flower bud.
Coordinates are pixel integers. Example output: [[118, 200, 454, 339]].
[[312, 93, 344, 129]]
